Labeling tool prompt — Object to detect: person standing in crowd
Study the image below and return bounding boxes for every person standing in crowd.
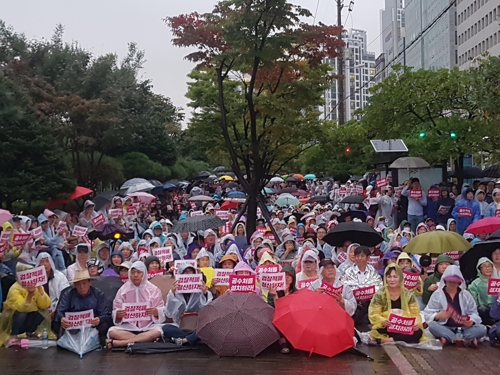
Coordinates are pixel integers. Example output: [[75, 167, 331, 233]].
[[435, 188, 455, 226], [401, 178, 427, 232], [452, 187, 481, 235], [377, 186, 397, 228], [484, 188, 500, 217]]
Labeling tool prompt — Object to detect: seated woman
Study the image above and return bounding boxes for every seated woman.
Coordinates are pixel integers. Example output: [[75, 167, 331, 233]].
[[210, 253, 237, 297], [295, 250, 320, 289], [36, 253, 70, 314], [106, 261, 165, 349], [468, 257, 496, 325], [118, 242, 138, 263], [145, 256, 162, 273], [396, 253, 423, 297], [342, 246, 383, 325], [185, 242, 202, 261], [67, 244, 91, 282], [163, 263, 212, 346], [102, 251, 124, 277], [310, 259, 357, 316], [275, 235, 299, 264], [337, 243, 359, 277], [87, 258, 104, 277], [368, 264, 424, 344], [0, 280, 51, 346], [424, 265, 486, 347], [196, 249, 215, 287]]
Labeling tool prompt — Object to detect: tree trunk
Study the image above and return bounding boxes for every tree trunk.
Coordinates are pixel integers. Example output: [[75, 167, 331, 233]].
[[246, 190, 258, 242], [454, 153, 465, 189], [441, 161, 448, 183]]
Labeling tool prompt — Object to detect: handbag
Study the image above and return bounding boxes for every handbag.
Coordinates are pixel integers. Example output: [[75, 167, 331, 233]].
[[179, 312, 198, 333]]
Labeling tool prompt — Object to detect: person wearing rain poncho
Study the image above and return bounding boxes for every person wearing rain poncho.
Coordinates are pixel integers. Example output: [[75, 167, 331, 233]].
[[233, 222, 248, 249], [342, 246, 383, 325], [422, 254, 454, 305], [196, 248, 215, 287], [36, 253, 70, 314], [67, 244, 92, 282], [0, 274, 52, 346], [203, 229, 224, 264], [396, 253, 423, 298], [163, 262, 212, 346], [106, 261, 165, 349], [221, 234, 245, 263], [37, 214, 66, 272], [295, 250, 320, 289], [96, 243, 111, 268], [424, 265, 486, 347], [165, 234, 185, 259], [337, 243, 359, 277], [309, 259, 357, 316], [275, 235, 300, 264], [118, 242, 138, 263], [368, 264, 424, 344], [468, 257, 496, 325], [150, 221, 166, 245]]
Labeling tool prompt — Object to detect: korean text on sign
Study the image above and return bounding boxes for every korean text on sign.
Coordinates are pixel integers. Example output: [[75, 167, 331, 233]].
[[65, 309, 94, 329], [297, 278, 318, 290], [152, 246, 174, 263], [229, 275, 256, 293], [260, 272, 286, 291], [214, 268, 233, 286], [17, 266, 48, 288], [321, 281, 343, 297], [387, 313, 416, 335], [487, 278, 500, 295], [403, 271, 420, 289], [122, 303, 150, 322], [353, 285, 376, 301], [175, 273, 203, 293]]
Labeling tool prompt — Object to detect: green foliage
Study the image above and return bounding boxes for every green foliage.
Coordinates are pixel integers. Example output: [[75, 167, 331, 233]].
[[120, 152, 170, 180]]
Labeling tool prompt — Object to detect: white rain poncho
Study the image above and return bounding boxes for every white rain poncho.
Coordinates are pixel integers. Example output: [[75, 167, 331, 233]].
[[36, 253, 70, 312]]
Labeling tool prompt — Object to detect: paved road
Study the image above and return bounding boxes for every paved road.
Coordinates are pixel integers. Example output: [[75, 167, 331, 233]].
[[2, 343, 400, 375]]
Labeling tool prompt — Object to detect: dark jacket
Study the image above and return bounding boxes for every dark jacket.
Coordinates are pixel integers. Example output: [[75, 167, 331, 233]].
[[435, 189, 455, 225], [422, 254, 454, 305], [267, 266, 297, 308], [54, 285, 111, 323]]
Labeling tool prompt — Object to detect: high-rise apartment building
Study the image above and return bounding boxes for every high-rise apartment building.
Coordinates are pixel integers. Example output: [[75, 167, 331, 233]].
[[456, 0, 500, 67], [323, 29, 376, 123], [377, 0, 406, 79]]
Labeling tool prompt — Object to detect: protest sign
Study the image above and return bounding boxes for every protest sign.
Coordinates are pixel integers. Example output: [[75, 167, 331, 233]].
[[260, 272, 286, 291], [458, 207, 472, 217], [321, 280, 343, 297], [175, 273, 203, 293], [13, 233, 32, 247], [297, 278, 318, 289], [438, 206, 451, 215], [428, 188, 440, 198], [487, 278, 500, 295], [356, 185, 364, 194], [368, 255, 380, 268], [174, 260, 197, 274], [137, 247, 149, 259], [445, 251, 461, 261], [403, 270, 420, 289], [446, 304, 470, 325], [122, 302, 150, 322], [278, 259, 294, 267], [215, 210, 229, 221], [410, 190, 423, 199], [17, 266, 47, 288], [337, 251, 348, 264], [353, 285, 376, 301], [31, 227, 43, 240], [387, 314, 416, 335], [376, 178, 388, 188], [126, 207, 137, 216], [427, 257, 438, 273], [190, 210, 203, 217], [394, 186, 404, 194], [0, 231, 10, 244], [72, 225, 88, 237], [91, 213, 105, 228], [65, 310, 94, 329], [152, 246, 174, 263], [147, 270, 164, 280], [56, 221, 67, 232], [229, 274, 256, 293], [0, 243, 6, 257], [255, 264, 281, 276], [214, 268, 234, 286], [339, 188, 347, 197], [496, 209, 500, 217], [109, 209, 123, 219]]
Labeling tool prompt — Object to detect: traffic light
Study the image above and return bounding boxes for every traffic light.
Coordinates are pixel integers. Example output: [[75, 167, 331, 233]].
[[419, 131, 426, 138], [346, 147, 351, 153], [450, 132, 457, 138]]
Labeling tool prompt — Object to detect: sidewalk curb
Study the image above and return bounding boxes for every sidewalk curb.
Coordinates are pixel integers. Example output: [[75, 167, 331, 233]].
[[382, 345, 419, 375]]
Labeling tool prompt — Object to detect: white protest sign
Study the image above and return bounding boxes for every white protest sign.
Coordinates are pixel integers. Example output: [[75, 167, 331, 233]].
[[152, 246, 174, 263], [175, 273, 203, 293], [72, 225, 88, 237], [190, 210, 203, 217], [0, 231, 11, 244], [174, 260, 197, 274], [65, 309, 94, 329], [56, 221, 67, 232], [214, 268, 233, 286], [31, 227, 43, 240], [260, 272, 286, 291], [215, 210, 229, 221], [122, 302, 151, 322], [17, 266, 47, 287], [109, 209, 123, 219]]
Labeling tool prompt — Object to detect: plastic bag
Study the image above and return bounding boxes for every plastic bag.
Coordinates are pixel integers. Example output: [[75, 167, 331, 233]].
[[356, 330, 443, 351], [57, 328, 100, 358]]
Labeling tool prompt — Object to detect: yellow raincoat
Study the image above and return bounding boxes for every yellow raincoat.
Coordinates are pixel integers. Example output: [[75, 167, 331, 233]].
[[368, 264, 425, 341], [0, 282, 52, 345], [396, 252, 423, 297], [258, 252, 280, 302], [1, 222, 20, 259]]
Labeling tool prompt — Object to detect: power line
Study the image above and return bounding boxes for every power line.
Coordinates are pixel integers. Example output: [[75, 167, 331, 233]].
[[324, 0, 457, 120], [313, 0, 321, 25]]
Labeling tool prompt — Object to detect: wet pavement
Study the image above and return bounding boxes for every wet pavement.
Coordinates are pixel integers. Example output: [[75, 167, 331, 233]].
[[1, 343, 401, 375]]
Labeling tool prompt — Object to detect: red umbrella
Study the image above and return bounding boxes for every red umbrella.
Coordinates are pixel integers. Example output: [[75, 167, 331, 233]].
[[273, 289, 354, 357], [46, 186, 93, 208], [465, 217, 500, 235], [220, 200, 241, 210], [291, 189, 309, 198]]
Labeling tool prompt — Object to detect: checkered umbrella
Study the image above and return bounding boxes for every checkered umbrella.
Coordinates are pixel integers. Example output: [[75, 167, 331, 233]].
[[197, 292, 279, 357], [170, 215, 226, 233]]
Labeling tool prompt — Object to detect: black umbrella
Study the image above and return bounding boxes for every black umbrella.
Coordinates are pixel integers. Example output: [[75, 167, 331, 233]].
[[340, 195, 365, 204], [308, 195, 332, 203], [481, 165, 500, 178], [92, 191, 118, 211], [213, 166, 230, 173], [448, 167, 483, 179], [92, 276, 124, 312], [285, 176, 300, 183], [487, 230, 500, 240], [170, 215, 226, 233], [87, 224, 134, 241], [459, 240, 500, 283], [338, 210, 367, 223], [277, 187, 298, 194], [226, 182, 239, 189], [323, 222, 382, 247]]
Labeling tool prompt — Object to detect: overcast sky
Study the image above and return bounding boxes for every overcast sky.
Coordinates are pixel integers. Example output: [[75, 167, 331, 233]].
[[2, 0, 384, 124]]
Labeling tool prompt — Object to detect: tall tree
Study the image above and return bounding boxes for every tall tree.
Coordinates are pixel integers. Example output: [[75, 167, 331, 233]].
[[167, 0, 343, 236]]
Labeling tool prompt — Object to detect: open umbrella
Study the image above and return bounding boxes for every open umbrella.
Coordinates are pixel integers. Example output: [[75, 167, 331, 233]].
[[460, 240, 500, 282], [57, 327, 100, 358], [481, 164, 500, 178], [92, 276, 124, 311], [308, 196, 331, 203], [340, 195, 365, 204], [275, 194, 300, 207], [285, 176, 301, 183], [404, 230, 472, 254], [338, 210, 367, 223], [291, 189, 309, 198], [323, 222, 382, 247], [226, 182, 239, 189], [448, 167, 483, 179], [129, 192, 156, 205], [87, 224, 134, 241], [219, 175, 234, 181], [389, 157, 430, 169], [304, 174, 316, 180], [0, 209, 13, 225], [293, 174, 305, 181], [227, 191, 246, 198], [92, 191, 118, 211], [273, 289, 354, 357], [269, 176, 284, 183], [197, 292, 279, 357], [170, 215, 226, 233], [188, 195, 214, 202], [121, 178, 150, 189], [277, 187, 297, 194], [46, 186, 94, 209], [213, 166, 230, 173], [465, 217, 500, 235], [262, 187, 275, 194]]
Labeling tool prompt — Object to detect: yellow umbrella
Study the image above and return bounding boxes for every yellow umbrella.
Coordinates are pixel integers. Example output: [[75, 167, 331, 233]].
[[219, 175, 234, 181], [404, 231, 472, 254]]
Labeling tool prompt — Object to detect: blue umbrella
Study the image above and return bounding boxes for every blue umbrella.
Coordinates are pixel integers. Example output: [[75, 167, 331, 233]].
[[262, 187, 275, 194], [304, 174, 317, 180], [227, 191, 246, 197], [275, 193, 299, 207], [163, 183, 177, 190]]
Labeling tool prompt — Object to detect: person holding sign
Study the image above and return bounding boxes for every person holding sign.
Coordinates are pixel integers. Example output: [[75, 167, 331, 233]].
[[342, 246, 383, 325], [0, 275, 51, 346], [164, 262, 212, 346], [434, 188, 455, 225], [310, 259, 357, 316], [484, 188, 500, 218], [401, 178, 427, 233], [396, 253, 423, 298], [489, 292, 500, 346], [107, 261, 165, 349], [53, 269, 111, 344], [424, 265, 486, 347], [468, 258, 496, 325], [78, 200, 98, 230], [210, 253, 238, 297], [196, 248, 215, 287], [67, 244, 91, 283], [295, 250, 319, 289], [275, 235, 299, 263], [422, 254, 453, 305], [368, 264, 424, 344], [337, 243, 359, 277], [38, 214, 66, 272], [451, 187, 481, 235], [35, 253, 70, 315]]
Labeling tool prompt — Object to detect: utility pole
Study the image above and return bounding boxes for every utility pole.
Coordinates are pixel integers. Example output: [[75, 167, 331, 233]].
[[337, 0, 345, 125]]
